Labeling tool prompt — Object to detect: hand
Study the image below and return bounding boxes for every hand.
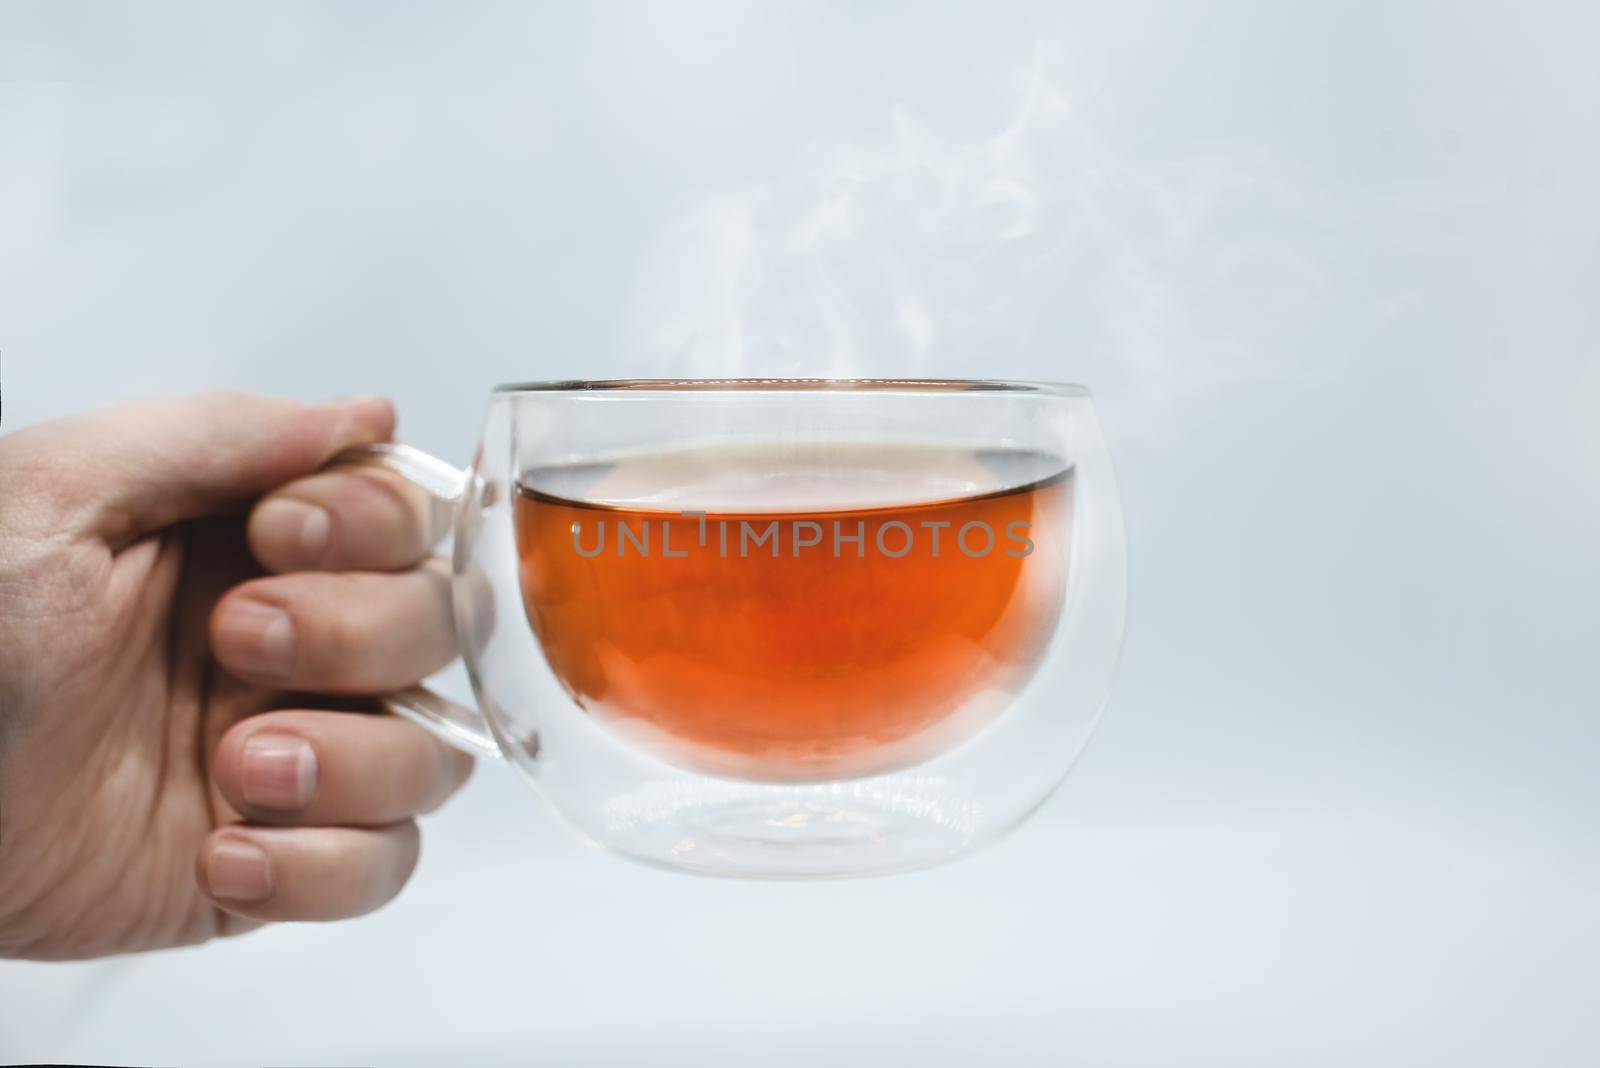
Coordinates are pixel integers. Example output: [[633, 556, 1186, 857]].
[[0, 393, 472, 960]]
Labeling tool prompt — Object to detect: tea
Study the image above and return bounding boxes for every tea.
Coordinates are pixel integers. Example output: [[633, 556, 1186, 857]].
[[514, 442, 1072, 781]]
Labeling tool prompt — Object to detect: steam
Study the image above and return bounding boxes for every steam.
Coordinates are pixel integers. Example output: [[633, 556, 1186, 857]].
[[629, 48, 1312, 387]]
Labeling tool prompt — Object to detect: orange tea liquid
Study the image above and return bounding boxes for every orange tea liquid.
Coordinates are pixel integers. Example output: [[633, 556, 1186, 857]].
[[514, 443, 1072, 781]]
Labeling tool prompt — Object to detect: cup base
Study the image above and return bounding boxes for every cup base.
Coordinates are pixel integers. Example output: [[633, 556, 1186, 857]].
[[578, 772, 988, 878]]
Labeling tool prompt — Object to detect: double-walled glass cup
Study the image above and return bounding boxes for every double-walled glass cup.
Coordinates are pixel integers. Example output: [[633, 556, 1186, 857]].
[[344, 379, 1125, 877]]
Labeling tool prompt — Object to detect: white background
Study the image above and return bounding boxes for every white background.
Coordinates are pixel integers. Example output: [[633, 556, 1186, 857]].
[[2, 2, 1598, 1064]]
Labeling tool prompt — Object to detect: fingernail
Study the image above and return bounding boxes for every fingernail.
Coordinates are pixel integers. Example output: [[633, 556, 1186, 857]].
[[207, 838, 274, 903], [254, 499, 331, 566], [216, 600, 296, 683], [242, 733, 318, 810]]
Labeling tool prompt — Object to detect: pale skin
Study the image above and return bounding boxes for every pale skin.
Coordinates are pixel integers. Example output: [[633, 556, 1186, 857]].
[[0, 393, 472, 960]]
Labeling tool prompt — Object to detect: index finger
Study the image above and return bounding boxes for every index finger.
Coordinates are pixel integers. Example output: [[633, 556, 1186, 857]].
[[31, 392, 395, 547], [248, 464, 447, 573]]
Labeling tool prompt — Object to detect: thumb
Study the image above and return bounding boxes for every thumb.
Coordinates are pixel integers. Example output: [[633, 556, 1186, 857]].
[[52, 392, 396, 545]]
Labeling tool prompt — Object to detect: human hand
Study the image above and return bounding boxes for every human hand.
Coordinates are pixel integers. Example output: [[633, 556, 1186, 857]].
[[0, 393, 472, 959]]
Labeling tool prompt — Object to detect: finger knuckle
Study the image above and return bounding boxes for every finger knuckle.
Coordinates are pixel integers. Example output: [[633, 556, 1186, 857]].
[[309, 582, 379, 664], [415, 740, 473, 813], [348, 469, 433, 553], [384, 823, 422, 891]]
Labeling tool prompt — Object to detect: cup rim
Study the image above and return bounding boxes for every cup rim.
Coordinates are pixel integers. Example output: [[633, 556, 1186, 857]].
[[493, 378, 1090, 397]]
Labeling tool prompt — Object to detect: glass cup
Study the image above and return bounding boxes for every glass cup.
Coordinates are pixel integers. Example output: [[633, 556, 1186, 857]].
[[340, 379, 1126, 877]]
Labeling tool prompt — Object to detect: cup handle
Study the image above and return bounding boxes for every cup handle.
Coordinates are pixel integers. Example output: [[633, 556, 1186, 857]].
[[325, 443, 503, 761], [382, 685, 502, 760]]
